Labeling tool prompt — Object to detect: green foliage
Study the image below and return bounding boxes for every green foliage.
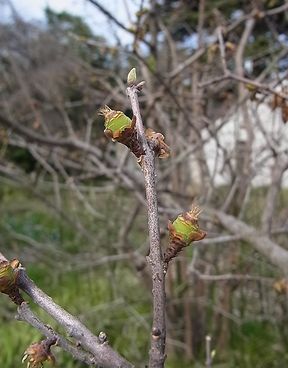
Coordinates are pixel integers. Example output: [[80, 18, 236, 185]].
[[230, 321, 288, 368], [1, 184, 288, 367], [45, 7, 94, 38], [0, 183, 150, 366], [45, 7, 110, 68]]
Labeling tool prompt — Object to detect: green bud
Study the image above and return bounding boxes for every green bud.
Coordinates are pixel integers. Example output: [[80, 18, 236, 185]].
[[99, 106, 145, 158], [99, 106, 133, 139], [0, 260, 18, 294], [0, 259, 24, 305], [127, 67, 137, 85], [171, 206, 206, 246], [164, 206, 206, 268]]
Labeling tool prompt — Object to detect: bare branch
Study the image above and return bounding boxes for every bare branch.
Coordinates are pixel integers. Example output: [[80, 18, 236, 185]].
[[86, 0, 153, 50], [210, 210, 288, 274], [18, 271, 134, 368], [217, 26, 228, 73], [17, 303, 96, 366], [261, 153, 288, 233], [127, 83, 166, 368]]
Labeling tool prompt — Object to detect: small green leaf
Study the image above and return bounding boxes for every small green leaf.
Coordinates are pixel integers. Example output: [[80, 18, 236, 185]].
[[107, 113, 132, 133], [172, 217, 197, 243], [127, 68, 137, 85]]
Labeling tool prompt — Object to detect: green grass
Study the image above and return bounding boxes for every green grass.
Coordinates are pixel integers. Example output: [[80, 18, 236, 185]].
[[1, 182, 288, 367]]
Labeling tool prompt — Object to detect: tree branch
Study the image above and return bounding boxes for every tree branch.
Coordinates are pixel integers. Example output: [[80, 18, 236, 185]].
[[17, 270, 134, 368], [86, 0, 153, 50], [127, 83, 166, 368], [199, 72, 288, 100], [17, 303, 96, 366], [210, 210, 288, 274], [261, 153, 288, 233]]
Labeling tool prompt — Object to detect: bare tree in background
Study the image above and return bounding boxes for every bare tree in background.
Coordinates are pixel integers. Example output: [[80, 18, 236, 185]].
[[1, 0, 288, 367]]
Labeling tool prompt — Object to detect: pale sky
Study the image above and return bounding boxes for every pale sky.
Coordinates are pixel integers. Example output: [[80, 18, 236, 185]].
[[1, 0, 145, 44]]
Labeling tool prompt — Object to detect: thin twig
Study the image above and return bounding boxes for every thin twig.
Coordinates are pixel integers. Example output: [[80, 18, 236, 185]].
[[18, 271, 134, 368], [205, 335, 212, 368], [17, 303, 96, 366], [127, 82, 166, 368], [86, 0, 153, 49], [217, 26, 228, 73], [1, 251, 132, 366], [199, 72, 288, 100]]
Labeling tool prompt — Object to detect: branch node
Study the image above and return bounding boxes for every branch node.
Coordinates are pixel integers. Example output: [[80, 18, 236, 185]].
[[98, 331, 108, 344], [136, 81, 145, 91]]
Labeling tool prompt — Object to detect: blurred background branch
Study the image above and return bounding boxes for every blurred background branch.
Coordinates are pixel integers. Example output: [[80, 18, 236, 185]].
[[1, 0, 288, 367]]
